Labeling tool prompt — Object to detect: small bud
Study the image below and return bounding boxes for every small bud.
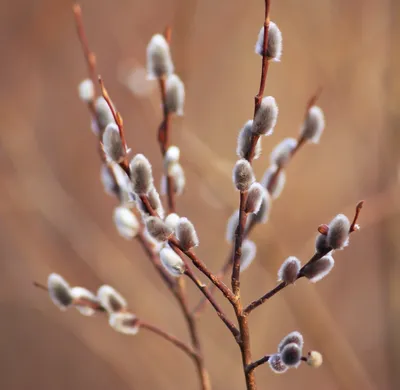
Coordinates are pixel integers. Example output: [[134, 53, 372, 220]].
[[261, 164, 286, 200], [245, 182, 266, 214], [165, 146, 180, 167], [240, 240, 257, 272], [306, 351, 323, 368], [315, 234, 331, 254], [165, 213, 180, 230], [249, 193, 271, 225], [252, 96, 278, 136], [147, 34, 174, 79], [145, 216, 173, 242], [109, 312, 139, 335], [281, 343, 302, 367], [143, 229, 163, 253], [102, 124, 125, 163], [301, 106, 325, 144], [160, 246, 186, 276], [109, 162, 133, 195], [255, 21, 283, 61], [165, 74, 185, 116], [236, 120, 262, 160], [100, 164, 117, 196], [268, 354, 288, 374], [130, 154, 154, 195], [278, 331, 304, 353], [78, 79, 94, 103], [70, 287, 99, 316], [97, 285, 127, 313], [47, 273, 73, 310], [113, 206, 139, 240], [277, 257, 301, 284], [162, 163, 185, 195], [95, 96, 115, 131], [270, 138, 297, 167], [226, 210, 239, 242], [176, 217, 199, 250], [327, 214, 350, 250], [233, 159, 255, 192], [302, 255, 335, 283]]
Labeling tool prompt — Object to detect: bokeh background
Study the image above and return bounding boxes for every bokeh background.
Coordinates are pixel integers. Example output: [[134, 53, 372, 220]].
[[1, 0, 399, 389]]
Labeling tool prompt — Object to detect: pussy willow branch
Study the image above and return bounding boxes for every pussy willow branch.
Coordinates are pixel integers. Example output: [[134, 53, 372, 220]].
[[246, 355, 308, 373], [193, 88, 322, 316], [243, 201, 364, 315], [73, 8, 210, 390], [156, 26, 176, 214], [33, 282, 197, 360], [230, 2, 271, 390]]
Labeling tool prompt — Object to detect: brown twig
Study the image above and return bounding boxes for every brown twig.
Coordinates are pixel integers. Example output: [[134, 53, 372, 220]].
[[246, 355, 270, 373], [244, 201, 365, 315]]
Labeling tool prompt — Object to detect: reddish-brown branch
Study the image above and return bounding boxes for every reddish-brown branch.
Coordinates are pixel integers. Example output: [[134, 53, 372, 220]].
[[246, 355, 271, 373], [244, 201, 365, 315]]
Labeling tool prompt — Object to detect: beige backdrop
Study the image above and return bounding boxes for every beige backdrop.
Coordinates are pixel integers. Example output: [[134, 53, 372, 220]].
[[1, 0, 399, 389]]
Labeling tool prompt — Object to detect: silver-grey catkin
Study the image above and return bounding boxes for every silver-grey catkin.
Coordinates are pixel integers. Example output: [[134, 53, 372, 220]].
[[261, 164, 286, 200], [277, 257, 301, 284], [315, 234, 331, 254], [281, 343, 302, 368], [226, 210, 239, 242], [245, 182, 266, 214], [255, 21, 283, 61], [47, 273, 73, 310], [146, 34, 174, 79], [129, 154, 154, 195], [278, 331, 304, 353], [136, 187, 165, 220], [268, 354, 288, 374], [102, 123, 125, 163], [109, 312, 139, 335], [236, 120, 262, 160], [100, 164, 117, 196], [70, 287, 98, 316], [176, 217, 199, 250], [252, 96, 278, 136], [302, 255, 335, 283], [95, 96, 115, 131], [233, 159, 255, 192], [300, 106, 325, 144], [145, 216, 173, 242], [160, 246, 186, 277], [97, 285, 127, 314], [113, 206, 140, 240], [249, 192, 271, 225], [270, 138, 297, 167], [165, 74, 185, 116], [327, 214, 350, 250], [240, 240, 257, 272]]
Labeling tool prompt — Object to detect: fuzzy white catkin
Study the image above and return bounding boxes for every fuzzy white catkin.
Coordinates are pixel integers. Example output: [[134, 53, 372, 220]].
[[240, 240, 257, 272], [130, 154, 154, 195], [109, 162, 132, 194], [161, 163, 185, 195], [252, 96, 278, 136], [103, 123, 124, 163], [47, 273, 73, 310], [303, 255, 335, 283], [301, 106, 325, 143], [70, 287, 98, 316], [160, 246, 185, 276], [226, 210, 239, 242], [327, 214, 350, 250], [100, 164, 116, 196], [245, 182, 266, 214], [147, 34, 174, 79], [165, 213, 180, 230], [78, 79, 94, 102], [176, 217, 199, 250], [165, 74, 185, 116], [277, 256, 301, 284], [270, 138, 297, 167], [268, 354, 288, 374], [255, 21, 283, 62], [261, 164, 286, 200], [278, 331, 304, 353], [249, 192, 271, 225], [237, 120, 262, 160], [109, 312, 139, 335], [281, 343, 302, 368], [97, 285, 127, 313], [165, 146, 180, 167], [233, 159, 255, 192], [95, 96, 115, 131], [137, 188, 165, 220], [113, 206, 139, 240], [146, 217, 173, 242]]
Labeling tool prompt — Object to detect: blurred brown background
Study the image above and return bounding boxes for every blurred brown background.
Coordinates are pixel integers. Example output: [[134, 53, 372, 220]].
[[1, 0, 399, 389]]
